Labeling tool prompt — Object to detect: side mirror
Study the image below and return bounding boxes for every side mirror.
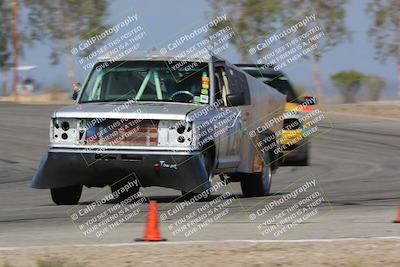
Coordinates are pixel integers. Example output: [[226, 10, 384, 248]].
[[72, 82, 81, 100], [303, 94, 317, 105], [226, 93, 245, 106]]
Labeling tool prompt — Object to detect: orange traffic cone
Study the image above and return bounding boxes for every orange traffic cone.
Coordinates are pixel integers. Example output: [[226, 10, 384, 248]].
[[135, 200, 166, 241], [393, 207, 400, 223]]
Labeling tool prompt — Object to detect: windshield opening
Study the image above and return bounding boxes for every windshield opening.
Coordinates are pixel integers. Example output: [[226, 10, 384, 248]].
[[79, 61, 210, 104]]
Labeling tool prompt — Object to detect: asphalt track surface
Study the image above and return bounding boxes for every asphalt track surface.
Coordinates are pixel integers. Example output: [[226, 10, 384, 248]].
[[0, 103, 399, 247]]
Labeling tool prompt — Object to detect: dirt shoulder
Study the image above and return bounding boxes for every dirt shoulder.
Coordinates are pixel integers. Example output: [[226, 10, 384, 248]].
[[323, 101, 400, 119], [0, 94, 72, 105], [0, 239, 399, 267]]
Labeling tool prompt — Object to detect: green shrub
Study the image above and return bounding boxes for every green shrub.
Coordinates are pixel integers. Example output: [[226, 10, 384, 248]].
[[331, 71, 364, 103], [363, 75, 386, 101]]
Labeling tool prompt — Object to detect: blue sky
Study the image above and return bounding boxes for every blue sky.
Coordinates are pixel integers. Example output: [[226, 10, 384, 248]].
[[8, 0, 399, 101]]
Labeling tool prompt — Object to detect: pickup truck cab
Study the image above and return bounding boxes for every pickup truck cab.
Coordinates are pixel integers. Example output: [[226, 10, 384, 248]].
[[32, 52, 286, 205]]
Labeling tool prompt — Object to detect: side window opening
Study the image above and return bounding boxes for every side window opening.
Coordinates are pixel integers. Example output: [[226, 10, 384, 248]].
[[221, 71, 229, 106], [214, 73, 222, 102], [228, 67, 250, 104], [215, 68, 229, 106]]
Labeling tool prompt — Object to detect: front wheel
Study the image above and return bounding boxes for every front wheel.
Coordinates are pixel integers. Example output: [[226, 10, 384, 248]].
[[51, 186, 82, 205], [240, 153, 272, 197]]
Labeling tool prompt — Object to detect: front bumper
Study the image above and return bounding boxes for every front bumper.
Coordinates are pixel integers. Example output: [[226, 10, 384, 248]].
[[282, 144, 307, 159], [31, 149, 211, 193]]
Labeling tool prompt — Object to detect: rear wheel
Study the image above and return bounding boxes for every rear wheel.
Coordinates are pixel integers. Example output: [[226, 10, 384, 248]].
[[51, 186, 82, 205], [240, 153, 272, 197]]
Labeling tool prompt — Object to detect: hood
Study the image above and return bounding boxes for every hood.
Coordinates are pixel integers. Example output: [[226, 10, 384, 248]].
[[53, 102, 200, 121]]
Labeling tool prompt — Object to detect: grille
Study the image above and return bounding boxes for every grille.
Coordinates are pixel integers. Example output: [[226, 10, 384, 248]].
[[85, 119, 158, 146]]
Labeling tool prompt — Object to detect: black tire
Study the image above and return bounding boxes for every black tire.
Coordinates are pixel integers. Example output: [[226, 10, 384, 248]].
[[110, 181, 140, 202], [240, 153, 272, 197], [288, 144, 310, 166], [51, 186, 82, 205], [297, 144, 310, 166], [281, 144, 310, 166]]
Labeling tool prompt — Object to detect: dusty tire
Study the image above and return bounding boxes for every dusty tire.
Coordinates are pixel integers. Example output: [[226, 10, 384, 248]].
[[51, 186, 82, 205], [240, 153, 272, 197]]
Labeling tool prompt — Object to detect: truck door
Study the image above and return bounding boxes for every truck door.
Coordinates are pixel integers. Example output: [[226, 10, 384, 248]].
[[214, 67, 243, 170]]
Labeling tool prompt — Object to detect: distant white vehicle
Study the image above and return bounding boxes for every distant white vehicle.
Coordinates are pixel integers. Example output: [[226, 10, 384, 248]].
[[15, 65, 37, 94]]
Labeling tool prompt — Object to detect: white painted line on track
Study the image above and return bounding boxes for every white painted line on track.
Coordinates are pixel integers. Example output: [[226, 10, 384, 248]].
[[1, 236, 400, 251]]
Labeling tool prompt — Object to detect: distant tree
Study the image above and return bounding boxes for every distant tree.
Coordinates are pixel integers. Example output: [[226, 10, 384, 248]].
[[331, 71, 364, 103], [367, 0, 400, 97], [0, 0, 11, 70], [0, 0, 12, 96], [24, 0, 109, 85], [1, 0, 41, 97], [363, 75, 386, 101], [207, 0, 349, 104], [282, 0, 350, 103], [207, 0, 284, 61], [10, 0, 20, 99]]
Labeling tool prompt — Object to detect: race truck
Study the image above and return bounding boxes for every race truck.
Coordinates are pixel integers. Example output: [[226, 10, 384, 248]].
[[237, 64, 316, 166], [32, 52, 286, 205]]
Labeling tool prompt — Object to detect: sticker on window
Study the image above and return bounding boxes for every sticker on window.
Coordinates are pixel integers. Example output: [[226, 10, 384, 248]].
[[194, 96, 201, 103], [202, 72, 209, 89], [200, 94, 209, 103], [201, 89, 209, 95]]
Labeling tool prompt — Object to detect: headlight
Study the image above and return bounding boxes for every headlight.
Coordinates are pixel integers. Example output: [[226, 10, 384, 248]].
[[50, 118, 79, 145], [61, 121, 70, 131], [157, 121, 192, 147]]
